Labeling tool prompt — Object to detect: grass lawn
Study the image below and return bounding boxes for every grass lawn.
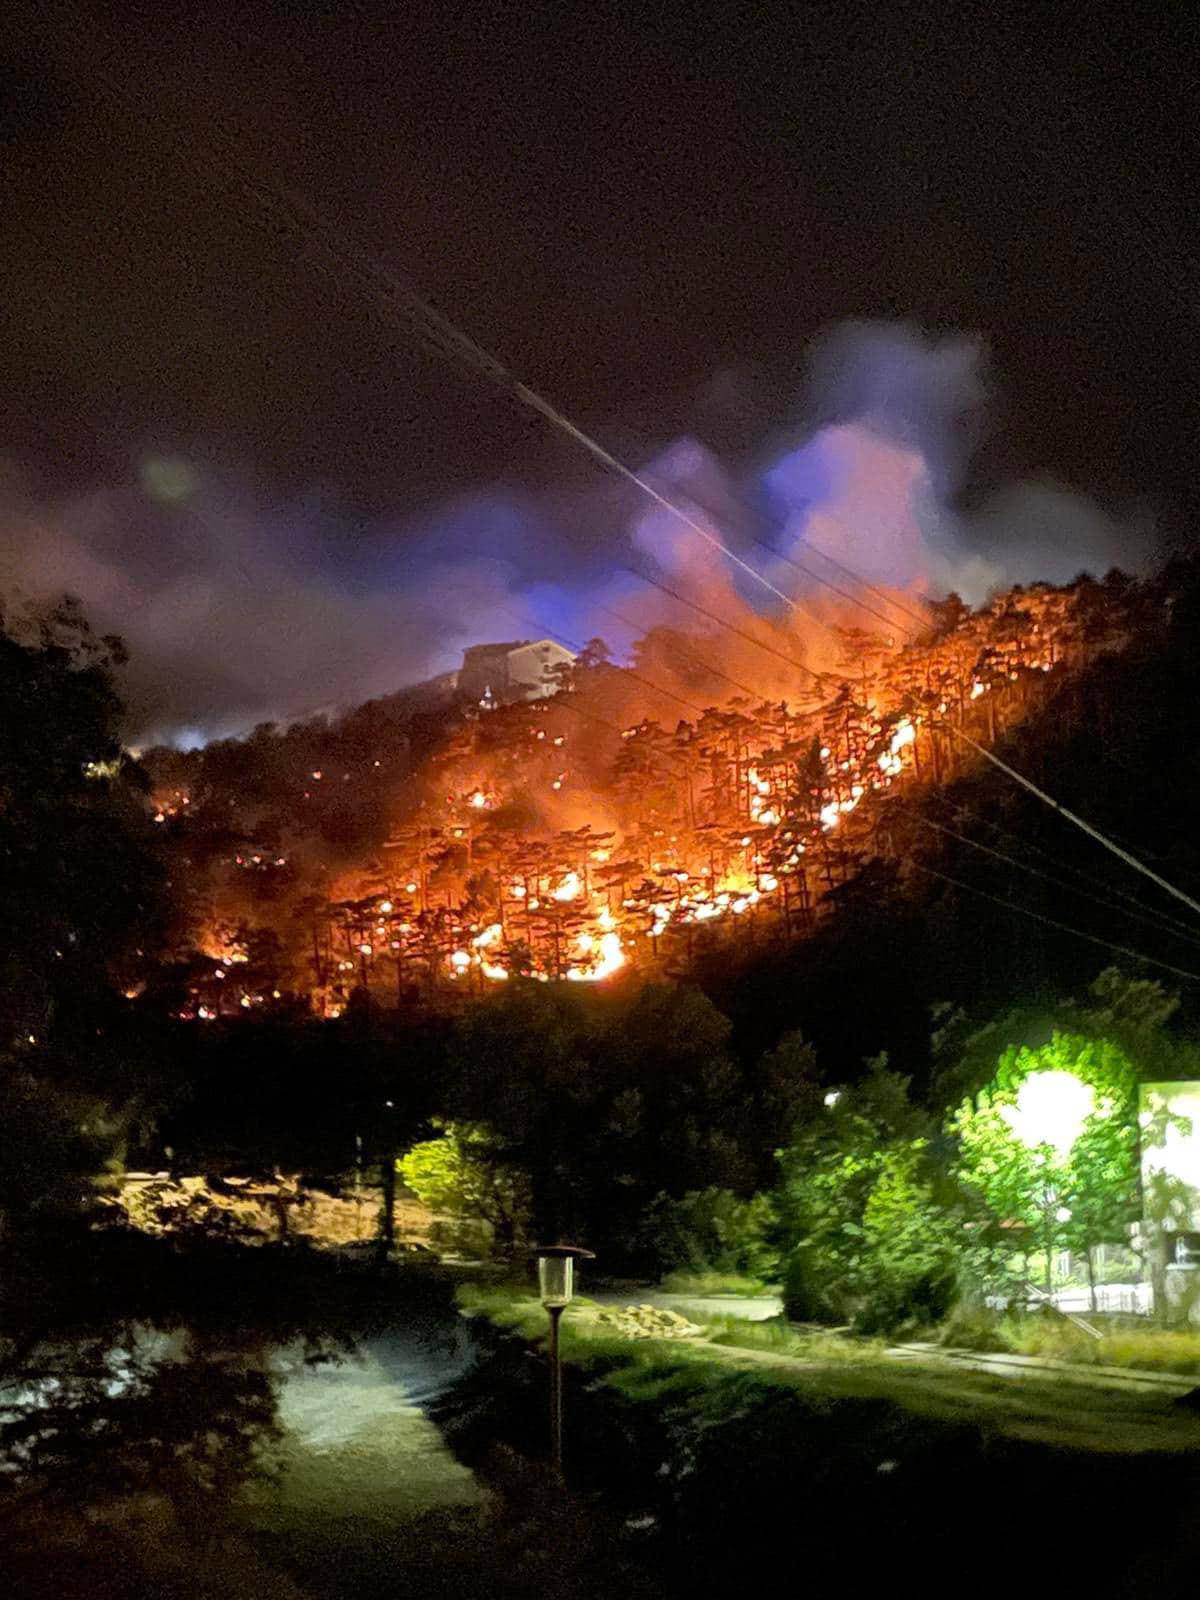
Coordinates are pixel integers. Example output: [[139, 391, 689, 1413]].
[[457, 1284, 1200, 1454], [657, 1271, 780, 1297], [941, 1306, 1200, 1374], [718, 1344, 1200, 1453]]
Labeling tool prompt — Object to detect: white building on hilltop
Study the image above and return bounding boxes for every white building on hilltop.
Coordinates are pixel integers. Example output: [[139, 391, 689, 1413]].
[[456, 639, 576, 707]]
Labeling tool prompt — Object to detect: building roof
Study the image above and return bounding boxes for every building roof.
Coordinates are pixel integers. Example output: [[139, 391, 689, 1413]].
[[461, 640, 528, 660]]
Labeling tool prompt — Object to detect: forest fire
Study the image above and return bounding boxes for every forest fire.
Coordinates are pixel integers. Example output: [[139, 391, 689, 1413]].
[[145, 571, 1137, 1018]]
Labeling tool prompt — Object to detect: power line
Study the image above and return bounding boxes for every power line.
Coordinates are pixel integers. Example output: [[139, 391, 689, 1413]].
[[918, 814, 1200, 953], [932, 797, 1200, 948], [645, 509, 1200, 929], [619, 565, 831, 689], [793, 536, 935, 635], [736, 528, 1200, 926], [949, 727, 1200, 923], [749, 534, 917, 639], [585, 595, 769, 706], [913, 863, 1200, 985], [77, 30, 1200, 930]]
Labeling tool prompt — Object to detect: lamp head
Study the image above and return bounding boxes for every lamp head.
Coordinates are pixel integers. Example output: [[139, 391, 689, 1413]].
[[534, 1243, 595, 1308], [1002, 1070, 1096, 1161]]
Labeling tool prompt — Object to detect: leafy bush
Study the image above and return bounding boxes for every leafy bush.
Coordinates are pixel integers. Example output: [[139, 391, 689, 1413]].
[[398, 1121, 531, 1259], [638, 1187, 778, 1282], [777, 1059, 960, 1331], [0, 1068, 118, 1231], [934, 1304, 1009, 1352]]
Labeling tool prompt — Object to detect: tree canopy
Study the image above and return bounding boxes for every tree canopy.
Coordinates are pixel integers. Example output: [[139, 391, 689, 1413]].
[[0, 596, 166, 1048], [951, 1031, 1141, 1293]]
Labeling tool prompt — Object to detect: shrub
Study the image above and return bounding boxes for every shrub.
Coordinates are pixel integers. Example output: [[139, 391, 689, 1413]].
[[0, 1068, 118, 1233], [777, 1061, 960, 1331], [935, 1304, 1008, 1352], [852, 1264, 957, 1336], [398, 1121, 531, 1259], [638, 1188, 778, 1282]]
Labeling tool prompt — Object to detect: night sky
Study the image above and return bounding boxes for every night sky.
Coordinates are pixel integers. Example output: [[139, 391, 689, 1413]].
[[1, 2, 1196, 737]]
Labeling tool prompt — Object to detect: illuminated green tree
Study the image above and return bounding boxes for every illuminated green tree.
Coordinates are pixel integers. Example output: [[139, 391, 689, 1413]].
[[950, 1032, 1140, 1305], [399, 1120, 531, 1258], [859, 1140, 960, 1325], [777, 1056, 957, 1327]]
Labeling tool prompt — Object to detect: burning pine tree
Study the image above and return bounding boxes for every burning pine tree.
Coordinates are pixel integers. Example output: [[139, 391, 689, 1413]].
[[143, 572, 1146, 1016]]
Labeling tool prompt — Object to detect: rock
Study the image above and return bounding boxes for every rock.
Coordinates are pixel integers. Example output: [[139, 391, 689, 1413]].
[[594, 1304, 703, 1340]]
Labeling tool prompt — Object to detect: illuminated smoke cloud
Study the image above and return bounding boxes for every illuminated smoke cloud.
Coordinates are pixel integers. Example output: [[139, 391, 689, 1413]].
[[0, 321, 1153, 745], [765, 425, 933, 593], [0, 466, 539, 746], [801, 321, 990, 501], [764, 321, 1150, 604]]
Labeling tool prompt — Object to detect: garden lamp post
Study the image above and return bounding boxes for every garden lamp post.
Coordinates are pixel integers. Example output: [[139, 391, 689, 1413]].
[[535, 1243, 595, 1478]]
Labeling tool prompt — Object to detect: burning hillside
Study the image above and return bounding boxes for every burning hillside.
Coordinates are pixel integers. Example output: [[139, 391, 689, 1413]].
[[143, 567, 1142, 1018]]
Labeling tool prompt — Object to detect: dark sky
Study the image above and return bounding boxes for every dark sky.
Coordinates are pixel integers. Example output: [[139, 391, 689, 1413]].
[[1, 1, 1197, 735]]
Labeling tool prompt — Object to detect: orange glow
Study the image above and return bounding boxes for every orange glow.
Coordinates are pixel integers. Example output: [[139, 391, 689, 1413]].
[[567, 930, 625, 982], [160, 577, 1107, 1009]]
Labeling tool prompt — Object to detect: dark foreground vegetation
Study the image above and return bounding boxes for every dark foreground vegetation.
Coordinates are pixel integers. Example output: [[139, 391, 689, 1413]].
[[443, 1300, 1200, 1598], [6, 1225, 1200, 1600]]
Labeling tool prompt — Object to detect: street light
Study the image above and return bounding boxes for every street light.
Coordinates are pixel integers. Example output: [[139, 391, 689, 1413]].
[[535, 1243, 595, 1478], [1002, 1070, 1096, 1161], [1001, 1070, 1096, 1296]]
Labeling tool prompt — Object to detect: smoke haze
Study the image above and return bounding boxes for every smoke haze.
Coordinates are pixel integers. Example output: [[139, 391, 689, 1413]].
[[0, 322, 1152, 747]]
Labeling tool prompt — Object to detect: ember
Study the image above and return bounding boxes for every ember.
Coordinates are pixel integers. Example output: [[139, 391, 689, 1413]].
[[147, 576, 1133, 1015]]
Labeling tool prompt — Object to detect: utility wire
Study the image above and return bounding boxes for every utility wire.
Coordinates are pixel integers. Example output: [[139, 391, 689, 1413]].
[[918, 814, 1200, 953], [76, 31, 1200, 927], [743, 527, 1200, 924], [585, 596, 769, 705], [749, 534, 916, 638], [913, 864, 1200, 985], [931, 797, 1200, 948], [620, 565, 831, 688], [797, 536, 936, 634], [948, 728, 1200, 922]]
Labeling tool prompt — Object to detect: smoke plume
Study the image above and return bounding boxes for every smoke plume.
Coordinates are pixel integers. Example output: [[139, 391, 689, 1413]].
[[0, 322, 1151, 746]]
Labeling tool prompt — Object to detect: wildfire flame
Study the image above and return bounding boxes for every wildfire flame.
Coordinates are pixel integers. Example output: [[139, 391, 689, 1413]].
[[158, 576, 1117, 1012]]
